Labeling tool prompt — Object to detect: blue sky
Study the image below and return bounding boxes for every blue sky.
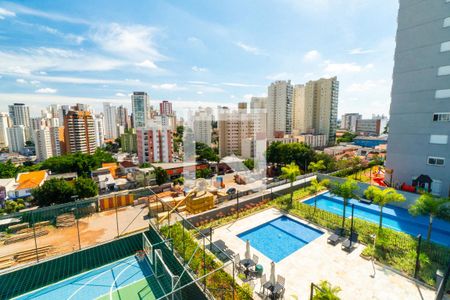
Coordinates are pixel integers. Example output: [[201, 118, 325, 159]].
[[0, 0, 398, 118]]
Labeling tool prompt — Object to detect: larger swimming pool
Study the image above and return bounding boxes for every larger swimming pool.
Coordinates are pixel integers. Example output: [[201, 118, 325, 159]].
[[304, 193, 450, 247], [237, 216, 323, 262]]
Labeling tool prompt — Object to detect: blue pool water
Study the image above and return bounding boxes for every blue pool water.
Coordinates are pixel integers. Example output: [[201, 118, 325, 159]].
[[237, 216, 323, 262], [304, 193, 450, 247]]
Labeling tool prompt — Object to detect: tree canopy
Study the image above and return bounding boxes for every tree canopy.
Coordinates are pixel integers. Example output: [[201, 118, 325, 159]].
[[337, 132, 357, 143], [266, 142, 315, 170], [196, 142, 219, 162], [154, 167, 169, 185], [364, 186, 405, 229]]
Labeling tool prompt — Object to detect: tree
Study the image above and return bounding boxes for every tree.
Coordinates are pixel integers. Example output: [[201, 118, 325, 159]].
[[331, 179, 359, 230], [4, 200, 25, 213], [308, 160, 326, 173], [154, 167, 169, 185], [196, 142, 219, 162], [312, 280, 341, 300], [280, 162, 301, 208], [243, 159, 254, 170], [364, 186, 405, 230], [409, 193, 450, 241], [266, 142, 315, 170], [310, 178, 330, 211], [74, 177, 98, 199], [140, 162, 152, 168], [336, 132, 356, 143], [313, 152, 336, 172], [196, 168, 212, 179], [0, 160, 18, 178], [32, 178, 76, 206]]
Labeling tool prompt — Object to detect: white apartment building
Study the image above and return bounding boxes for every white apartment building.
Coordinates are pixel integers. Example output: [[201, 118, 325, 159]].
[[94, 114, 105, 148], [7, 125, 26, 153], [267, 81, 293, 137], [8, 103, 31, 141], [356, 116, 388, 136], [34, 128, 53, 161], [131, 92, 151, 128], [0, 113, 10, 148], [49, 126, 63, 157], [296, 134, 328, 148], [103, 102, 118, 140], [193, 107, 213, 145], [341, 113, 362, 132]]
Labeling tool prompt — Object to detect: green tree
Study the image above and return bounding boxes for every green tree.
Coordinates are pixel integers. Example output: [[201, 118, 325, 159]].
[[280, 162, 301, 208], [140, 162, 152, 168], [336, 132, 356, 143], [0, 160, 18, 178], [409, 193, 450, 241], [313, 152, 337, 172], [154, 167, 169, 185], [4, 200, 25, 213], [364, 186, 405, 229], [266, 142, 315, 170], [308, 160, 326, 173], [331, 179, 359, 229], [196, 142, 219, 162], [74, 177, 98, 199], [243, 159, 254, 170], [310, 178, 330, 211], [312, 280, 341, 300], [196, 168, 212, 179], [32, 178, 75, 206]]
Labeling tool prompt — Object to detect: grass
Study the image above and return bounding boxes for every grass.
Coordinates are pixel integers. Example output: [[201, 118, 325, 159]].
[[347, 168, 372, 183]]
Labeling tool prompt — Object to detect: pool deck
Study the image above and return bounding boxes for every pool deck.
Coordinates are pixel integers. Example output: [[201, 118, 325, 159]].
[[212, 208, 437, 300]]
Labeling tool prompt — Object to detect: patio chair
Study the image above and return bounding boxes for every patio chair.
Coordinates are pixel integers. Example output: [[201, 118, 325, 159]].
[[327, 228, 344, 245], [252, 254, 259, 265], [260, 274, 267, 294], [342, 232, 359, 252], [234, 253, 242, 272], [272, 275, 286, 299]]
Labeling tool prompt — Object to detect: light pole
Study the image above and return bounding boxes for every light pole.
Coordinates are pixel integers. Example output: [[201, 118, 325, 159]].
[[370, 233, 376, 278], [71, 195, 81, 250]]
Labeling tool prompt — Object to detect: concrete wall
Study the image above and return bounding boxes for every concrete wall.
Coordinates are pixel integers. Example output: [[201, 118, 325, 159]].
[[317, 174, 421, 209]]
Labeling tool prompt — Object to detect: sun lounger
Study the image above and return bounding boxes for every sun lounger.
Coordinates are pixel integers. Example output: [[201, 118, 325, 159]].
[[342, 232, 359, 251], [327, 228, 344, 245]]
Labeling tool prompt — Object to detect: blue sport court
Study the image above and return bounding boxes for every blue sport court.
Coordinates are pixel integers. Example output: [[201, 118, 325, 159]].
[[237, 215, 324, 262]]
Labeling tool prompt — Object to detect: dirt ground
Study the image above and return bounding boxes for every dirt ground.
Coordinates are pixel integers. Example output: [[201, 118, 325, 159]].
[[0, 203, 149, 268]]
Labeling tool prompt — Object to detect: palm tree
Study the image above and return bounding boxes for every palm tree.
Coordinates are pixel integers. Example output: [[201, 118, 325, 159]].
[[310, 178, 330, 212], [280, 162, 301, 208], [409, 193, 450, 242], [331, 179, 359, 230], [364, 186, 405, 230], [312, 280, 341, 300], [308, 160, 326, 173]]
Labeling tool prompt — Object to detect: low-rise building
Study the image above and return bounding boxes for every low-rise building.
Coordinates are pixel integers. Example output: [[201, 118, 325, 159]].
[[10, 170, 48, 199]]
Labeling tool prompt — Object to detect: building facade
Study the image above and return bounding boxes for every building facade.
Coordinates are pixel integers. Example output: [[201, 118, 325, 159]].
[[267, 80, 293, 137], [159, 100, 173, 116], [103, 102, 118, 140], [8, 103, 31, 141], [341, 113, 362, 132], [7, 125, 26, 153], [64, 110, 97, 154], [131, 92, 150, 128], [193, 107, 213, 145], [137, 126, 173, 163], [386, 0, 450, 197], [121, 129, 138, 153], [356, 116, 388, 136], [117, 105, 129, 131], [0, 113, 10, 148], [33, 128, 53, 161]]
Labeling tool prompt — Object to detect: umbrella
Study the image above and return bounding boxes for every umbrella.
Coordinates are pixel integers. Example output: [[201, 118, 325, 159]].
[[245, 240, 251, 259], [269, 261, 276, 285]]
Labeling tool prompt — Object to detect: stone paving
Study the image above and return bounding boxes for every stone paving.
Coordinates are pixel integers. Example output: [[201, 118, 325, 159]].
[[212, 208, 437, 300]]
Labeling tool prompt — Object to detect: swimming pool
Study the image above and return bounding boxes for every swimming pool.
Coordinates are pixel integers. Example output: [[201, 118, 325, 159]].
[[304, 193, 450, 247], [14, 256, 161, 300], [237, 216, 323, 262]]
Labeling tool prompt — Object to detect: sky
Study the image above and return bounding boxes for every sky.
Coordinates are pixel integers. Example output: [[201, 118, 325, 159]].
[[0, 0, 399, 118]]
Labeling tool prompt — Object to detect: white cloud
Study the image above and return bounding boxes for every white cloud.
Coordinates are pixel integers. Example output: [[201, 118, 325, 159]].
[[0, 8, 15, 19], [349, 48, 376, 55], [151, 83, 184, 91], [136, 60, 158, 70], [323, 62, 373, 74], [234, 41, 265, 55], [16, 78, 27, 84], [6, 3, 88, 24], [39, 71, 47, 75], [192, 66, 207, 72], [38, 25, 85, 44], [346, 79, 388, 92], [303, 50, 321, 62], [196, 91, 204, 95], [30, 80, 40, 86], [115, 92, 126, 97], [221, 82, 261, 87], [35, 88, 57, 94]]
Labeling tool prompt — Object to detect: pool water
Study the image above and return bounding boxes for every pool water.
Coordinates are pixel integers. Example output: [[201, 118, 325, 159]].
[[237, 216, 323, 262], [304, 193, 450, 247]]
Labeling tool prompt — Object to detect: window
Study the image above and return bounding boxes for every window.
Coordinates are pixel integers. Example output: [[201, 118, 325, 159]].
[[433, 113, 450, 121], [441, 41, 450, 52], [438, 65, 450, 76], [427, 156, 445, 166], [430, 135, 448, 144], [445, 17, 450, 28], [435, 89, 450, 98]]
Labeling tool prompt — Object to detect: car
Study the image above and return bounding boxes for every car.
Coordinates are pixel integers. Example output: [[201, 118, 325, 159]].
[[226, 187, 237, 195]]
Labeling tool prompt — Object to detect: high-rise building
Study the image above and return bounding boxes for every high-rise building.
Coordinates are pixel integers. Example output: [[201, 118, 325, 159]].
[[64, 110, 97, 154], [292, 77, 339, 144], [7, 125, 26, 153], [93, 114, 105, 148], [385, 0, 450, 197], [267, 80, 293, 137], [49, 126, 63, 157], [131, 92, 150, 128], [8, 103, 31, 141], [116, 105, 129, 130], [103, 102, 118, 140], [217, 106, 255, 157], [0, 113, 10, 149], [121, 129, 137, 153], [356, 116, 388, 136], [193, 107, 213, 145], [250, 97, 267, 110], [136, 126, 173, 163], [160, 100, 173, 116], [341, 113, 362, 132], [33, 128, 53, 161]]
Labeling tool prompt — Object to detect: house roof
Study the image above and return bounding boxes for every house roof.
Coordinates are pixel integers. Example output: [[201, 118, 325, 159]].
[[16, 170, 47, 190], [120, 161, 137, 168]]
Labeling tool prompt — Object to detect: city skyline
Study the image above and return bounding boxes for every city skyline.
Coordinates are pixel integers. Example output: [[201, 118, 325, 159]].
[[0, 1, 398, 117]]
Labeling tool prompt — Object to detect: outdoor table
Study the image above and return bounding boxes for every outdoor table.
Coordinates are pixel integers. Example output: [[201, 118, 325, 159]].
[[239, 258, 255, 278], [263, 282, 283, 299]]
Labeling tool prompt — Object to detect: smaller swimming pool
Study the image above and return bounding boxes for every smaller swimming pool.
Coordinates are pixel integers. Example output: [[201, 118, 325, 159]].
[[237, 216, 323, 262]]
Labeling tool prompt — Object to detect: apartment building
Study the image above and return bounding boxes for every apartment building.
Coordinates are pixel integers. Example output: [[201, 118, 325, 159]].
[[7, 125, 26, 153], [341, 113, 362, 132], [64, 110, 97, 154], [356, 116, 388, 136], [33, 128, 53, 161], [136, 126, 173, 163], [0, 113, 10, 148], [193, 107, 213, 145], [131, 92, 150, 128], [267, 81, 293, 137]]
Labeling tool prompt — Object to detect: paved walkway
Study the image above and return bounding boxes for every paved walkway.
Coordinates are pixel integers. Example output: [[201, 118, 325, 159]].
[[213, 208, 437, 300]]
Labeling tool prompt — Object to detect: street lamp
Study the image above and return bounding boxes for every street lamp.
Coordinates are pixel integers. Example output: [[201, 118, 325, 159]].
[[71, 195, 81, 250]]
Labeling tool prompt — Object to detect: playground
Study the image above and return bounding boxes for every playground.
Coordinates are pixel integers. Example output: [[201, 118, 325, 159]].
[[348, 166, 386, 186]]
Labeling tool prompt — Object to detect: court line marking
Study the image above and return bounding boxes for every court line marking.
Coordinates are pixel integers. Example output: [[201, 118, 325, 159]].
[[109, 261, 138, 300], [67, 259, 136, 300]]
